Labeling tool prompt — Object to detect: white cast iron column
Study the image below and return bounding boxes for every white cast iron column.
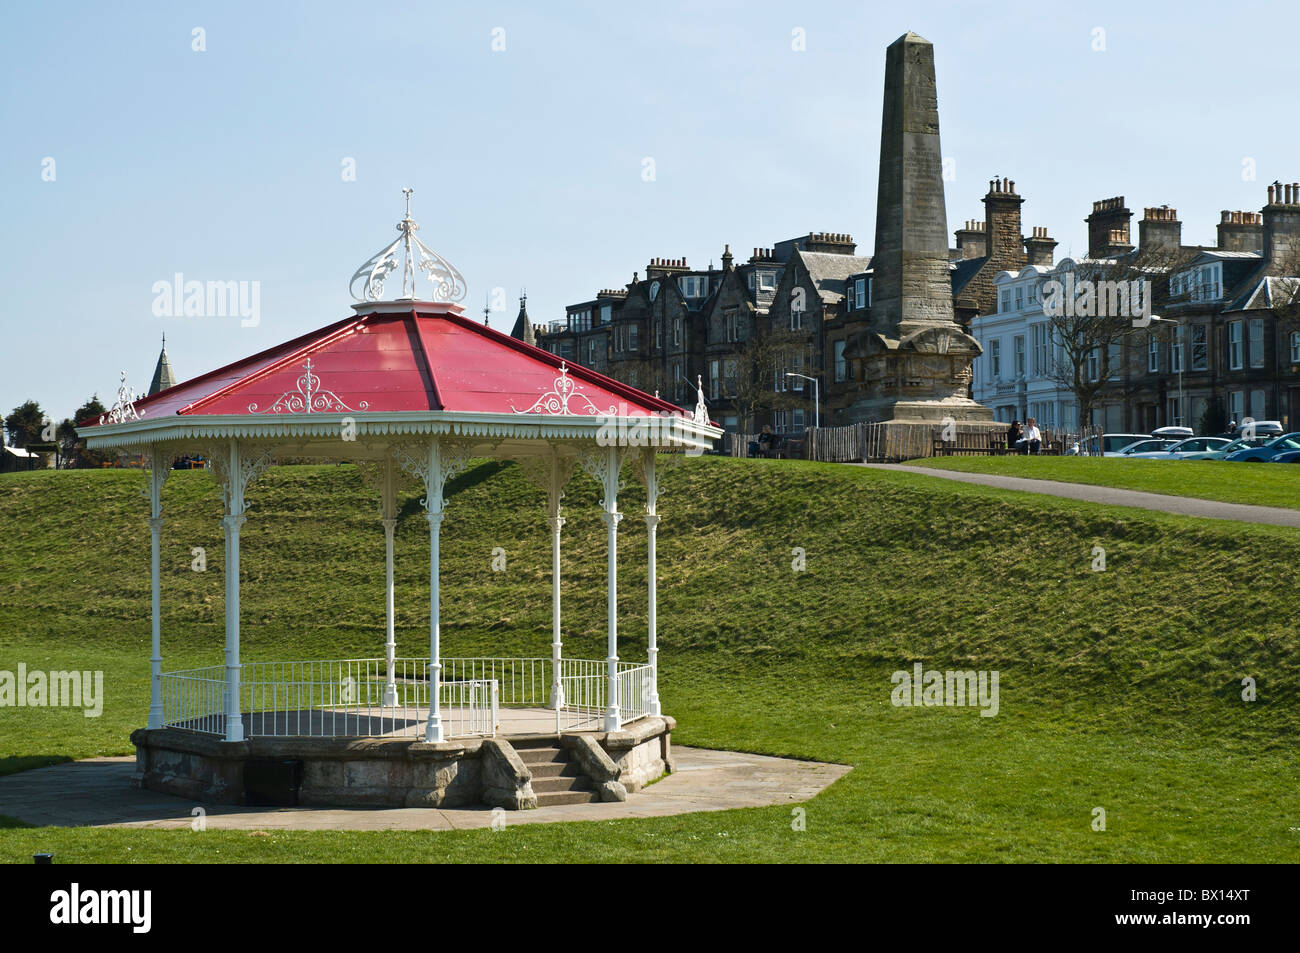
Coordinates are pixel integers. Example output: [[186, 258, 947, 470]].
[[548, 505, 565, 714], [587, 445, 622, 732], [222, 441, 246, 743], [381, 459, 398, 707], [395, 439, 465, 744], [426, 438, 446, 742], [146, 450, 169, 729], [641, 449, 663, 717], [545, 453, 570, 726], [521, 450, 575, 731], [214, 439, 271, 743]]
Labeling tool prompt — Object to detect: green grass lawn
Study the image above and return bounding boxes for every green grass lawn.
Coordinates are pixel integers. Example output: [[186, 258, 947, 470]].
[[1, 459, 1298, 862], [914, 455, 1300, 510]]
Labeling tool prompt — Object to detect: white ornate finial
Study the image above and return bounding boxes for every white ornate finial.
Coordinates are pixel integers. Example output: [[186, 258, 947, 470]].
[[350, 189, 468, 303], [99, 371, 146, 425], [693, 375, 708, 425]]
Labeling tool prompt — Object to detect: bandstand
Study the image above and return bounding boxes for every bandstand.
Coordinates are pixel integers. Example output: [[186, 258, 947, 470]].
[[78, 194, 721, 809]]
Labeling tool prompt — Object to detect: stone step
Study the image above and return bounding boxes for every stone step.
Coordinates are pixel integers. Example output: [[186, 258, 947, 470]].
[[534, 789, 601, 807], [516, 747, 566, 765], [530, 775, 593, 795], [526, 761, 582, 780]]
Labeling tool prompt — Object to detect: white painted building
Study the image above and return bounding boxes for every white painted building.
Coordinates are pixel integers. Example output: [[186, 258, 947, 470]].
[[972, 264, 1072, 431], [971, 259, 1135, 434]]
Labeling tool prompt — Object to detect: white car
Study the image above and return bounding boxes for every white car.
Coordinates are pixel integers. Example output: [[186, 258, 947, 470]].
[[1112, 439, 1179, 457], [1098, 433, 1153, 457], [1125, 437, 1232, 459]]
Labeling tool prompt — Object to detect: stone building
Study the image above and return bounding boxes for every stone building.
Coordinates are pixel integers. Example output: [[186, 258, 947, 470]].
[[531, 199, 1052, 435], [534, 245, 792, 432], [1121, 183, 1300, 432], [971, 183, 1300, 435]]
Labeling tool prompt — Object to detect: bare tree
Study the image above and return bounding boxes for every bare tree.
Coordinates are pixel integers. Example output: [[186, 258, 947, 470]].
[[1043, 247, 1196, 429], [725, 329, 818, 432]]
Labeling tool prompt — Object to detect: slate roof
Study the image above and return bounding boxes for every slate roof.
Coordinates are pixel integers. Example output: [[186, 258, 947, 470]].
[[1226, 274, 1300, 312], [949, 256, 986, 297], [797, 250, 874, 302], [510, 296, 535, 346], [148, 339, 178, 395]]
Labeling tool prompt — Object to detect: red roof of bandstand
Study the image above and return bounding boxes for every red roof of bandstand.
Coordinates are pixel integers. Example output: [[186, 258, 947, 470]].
[[82, 305, 686, 427]]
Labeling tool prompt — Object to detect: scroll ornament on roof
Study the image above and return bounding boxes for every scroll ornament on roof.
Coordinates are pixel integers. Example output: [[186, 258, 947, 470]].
[[511, 362, 618, 416], [248, 359, 369, 414], [99, 372, 146, 425]]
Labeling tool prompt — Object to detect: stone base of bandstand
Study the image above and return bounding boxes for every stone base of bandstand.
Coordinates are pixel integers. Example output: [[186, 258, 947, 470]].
[[129, 715, 674, 811]]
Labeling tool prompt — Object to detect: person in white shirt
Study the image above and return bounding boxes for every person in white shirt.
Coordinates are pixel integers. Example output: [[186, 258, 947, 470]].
[[1019, 417, 1042, 454]]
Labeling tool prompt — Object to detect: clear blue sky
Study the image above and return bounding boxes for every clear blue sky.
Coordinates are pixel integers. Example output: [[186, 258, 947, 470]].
[[3, 0, 1295, 423]]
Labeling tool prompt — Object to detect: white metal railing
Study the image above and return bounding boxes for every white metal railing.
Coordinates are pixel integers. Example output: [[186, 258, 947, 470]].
[[158, 656, 651, 738], [616, 663, 654, 724], [161, 664, 225, 734], [241, 658, 429, 739], [558, 657, 606, 732], [441, 657, 551, 707]]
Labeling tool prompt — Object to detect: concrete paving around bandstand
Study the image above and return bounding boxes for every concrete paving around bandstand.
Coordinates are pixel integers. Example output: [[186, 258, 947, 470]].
[[862, 463, 1300, 528], [0, 747, 850, 832]]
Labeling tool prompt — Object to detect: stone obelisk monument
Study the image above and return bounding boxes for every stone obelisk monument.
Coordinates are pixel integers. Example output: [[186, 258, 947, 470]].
[[846, 32, 994, 424]]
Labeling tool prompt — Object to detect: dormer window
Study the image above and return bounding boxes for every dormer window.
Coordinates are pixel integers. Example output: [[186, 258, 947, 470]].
[[649, 281, 659, 301]]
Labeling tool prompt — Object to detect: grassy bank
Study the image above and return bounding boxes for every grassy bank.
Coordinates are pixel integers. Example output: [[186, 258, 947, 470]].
[[914, 455, 1300, 510], [0, 459, 1297, 862]]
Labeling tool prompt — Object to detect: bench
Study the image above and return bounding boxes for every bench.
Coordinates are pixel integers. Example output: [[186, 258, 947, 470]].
[[932, 429, 1016, 457]]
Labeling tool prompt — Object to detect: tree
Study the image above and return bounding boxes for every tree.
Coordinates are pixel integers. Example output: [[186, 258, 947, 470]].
[[4, 400, 45, 449], [65, 397, 108, 468], [725, 333, 784, 433], [1043, 248, 1196, 431], [1199, 393, 1227, 436]]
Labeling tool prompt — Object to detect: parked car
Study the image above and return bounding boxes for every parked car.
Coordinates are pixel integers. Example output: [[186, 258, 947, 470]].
[[1224, 433, 1300, 462], [1125, 437, 1232, 459], [1268, 450, 1300, 463], [1235, 419, 1284, 438], [1112, 439, 1179, 457], [1098, 433, 1156, 457], [1179, 436, 1273, 460]]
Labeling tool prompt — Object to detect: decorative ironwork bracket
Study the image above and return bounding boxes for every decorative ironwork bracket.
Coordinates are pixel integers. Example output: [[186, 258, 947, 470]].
[[511, 362, 618, 416], [249, 359, 369, 414]]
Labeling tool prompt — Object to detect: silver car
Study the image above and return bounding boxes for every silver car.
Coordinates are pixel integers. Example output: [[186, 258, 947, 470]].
[[1125, 437, 1232, 459]]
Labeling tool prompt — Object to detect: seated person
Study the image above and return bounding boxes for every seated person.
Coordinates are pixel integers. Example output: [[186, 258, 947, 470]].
[[1016, 418, 1043, 454]]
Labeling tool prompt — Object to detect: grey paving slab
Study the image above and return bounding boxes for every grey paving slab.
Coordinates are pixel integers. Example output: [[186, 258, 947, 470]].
[[862, 463, 1300, 527], [0, 748, 850, 832]]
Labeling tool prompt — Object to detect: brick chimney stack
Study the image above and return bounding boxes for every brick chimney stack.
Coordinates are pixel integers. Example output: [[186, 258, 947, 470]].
[[1138, 205, 1182, 254], [982, 177, 1026, 270], [954, 220, 987, 259], [1023, 226, 1057, 266], [803, 232, 857, 255], [1216, 210, 1263, 252], [721, 244, 734, 271], [1086, 196, 1133, 257], [1262, 180, 1300, 271]]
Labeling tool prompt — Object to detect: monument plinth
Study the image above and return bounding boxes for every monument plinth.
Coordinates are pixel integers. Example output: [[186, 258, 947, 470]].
[[846, 32, 994, 425]]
